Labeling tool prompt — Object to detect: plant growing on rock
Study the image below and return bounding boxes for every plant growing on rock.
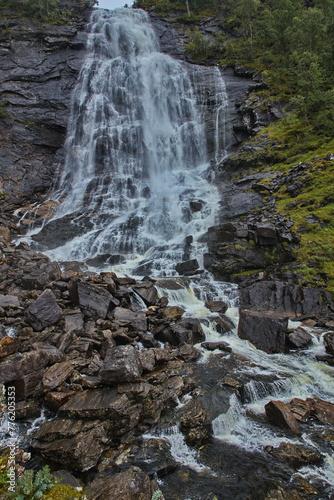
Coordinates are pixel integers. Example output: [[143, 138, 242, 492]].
[[6, 466, 59, 500]]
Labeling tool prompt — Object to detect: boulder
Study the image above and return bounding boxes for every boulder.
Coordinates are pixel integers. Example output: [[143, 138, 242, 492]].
[[159, 306, 185, 321], [176, 343, 201, 362], [313, 397, 334, 426], [99, 345, 143, 385], [32, 418, 110, 471], [205, 300, 228, 313], [15, 400, 40, 420], [138, 349, 156, 372], [58, 389, 141, 433], [215, 314, 235, 334], [86, 467, 155, 500], [201, 341, 232, 353], [156, 318, 204, 346], [288, 398, 314, 422], [76, 282, 113, 318], [324, 332, 334, 355], [266, 442, 322, 468], [134, 286, 159, 306], [265, 400, 300, 434], [175, 259, 199, 276], [180, 398, 211, 445], [42, 362, 75, 392], [21, 262, 61, 289], [238, 309, 288, 353], [44, 391, 76, 411], [25, 289, 62, 331], [287, 327, 312, 349]]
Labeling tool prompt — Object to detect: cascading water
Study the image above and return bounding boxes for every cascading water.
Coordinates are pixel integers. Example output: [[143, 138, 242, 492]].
[[16, 7, 334, 499], [27, 8, 230, 278]]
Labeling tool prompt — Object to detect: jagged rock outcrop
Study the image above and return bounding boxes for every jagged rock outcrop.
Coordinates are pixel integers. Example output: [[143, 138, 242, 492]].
[[0, 1, 92, 205]]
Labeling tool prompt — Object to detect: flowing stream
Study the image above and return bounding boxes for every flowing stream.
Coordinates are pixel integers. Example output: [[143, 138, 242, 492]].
[[15, 7, 334, 499]]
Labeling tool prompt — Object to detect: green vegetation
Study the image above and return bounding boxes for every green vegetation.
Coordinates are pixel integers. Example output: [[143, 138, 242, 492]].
[[0, 0, 97, 24], [0, 102, 9, 118], [6, 466, 59, 500]]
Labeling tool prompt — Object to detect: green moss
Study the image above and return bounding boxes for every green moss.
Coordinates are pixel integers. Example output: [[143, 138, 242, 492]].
[[41, 483, 85, 500]]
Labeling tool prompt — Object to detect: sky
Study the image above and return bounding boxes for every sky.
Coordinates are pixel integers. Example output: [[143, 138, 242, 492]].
[[96, 0, 134, 9]]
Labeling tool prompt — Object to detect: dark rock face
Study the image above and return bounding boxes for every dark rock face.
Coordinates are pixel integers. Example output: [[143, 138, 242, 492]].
[[266, 442, 322, 469], [324, 332, 334, 355], [240, 281, 334, 317], [0, 6, 90, 204], [238, 309, 288, 353]]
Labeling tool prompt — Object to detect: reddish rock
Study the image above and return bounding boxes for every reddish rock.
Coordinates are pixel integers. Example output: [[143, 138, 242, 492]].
[[313, 397, 334, 426], [265, 400, 300, 434], [288, 398, 315, 422], [205, 300, 228, 313], [0, 336, 21, 358], [266, 442, 323, 468], [44, 391, 76, 411], [99, 345, 143, 384], [159, 306, 185, 321], [324, 331, 334, 355]]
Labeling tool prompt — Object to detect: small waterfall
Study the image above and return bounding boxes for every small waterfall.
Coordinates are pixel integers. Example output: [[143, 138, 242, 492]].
[[29, 8, 231, 278]]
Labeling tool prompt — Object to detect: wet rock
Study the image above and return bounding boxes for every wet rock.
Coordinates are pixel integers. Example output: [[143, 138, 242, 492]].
[[86, 466, 155, 500], [159, 305, 185, 321], [175, 259, 200, 276], [176, 343, 201, 361], [201, 341, 232, 353], [266, 442, 322, 468], [122, 439, 177, 477], [99, 345, 143, 384], [288, 398, 314, 422], [215, 314, 235, 334], [134, 286, 158, 306], [156, 318, 204, 346], [205, 300, 228, 313], [313, 397, 334, 426], [42, 361, 75, 392], [15, 400, 40, 419], [324, 332, 334, 355], [25, 289, 62, 331], [287, 327, 312, 349], [113, 307, 147, 331], [238, 309, 288, 353], [180, 398, 211, 445], [0, 336, 21, 358], [265, 400, 300, 434]]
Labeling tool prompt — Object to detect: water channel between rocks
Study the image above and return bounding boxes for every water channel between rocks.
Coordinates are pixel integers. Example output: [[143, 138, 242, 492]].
[[4, 7, 334, 500]]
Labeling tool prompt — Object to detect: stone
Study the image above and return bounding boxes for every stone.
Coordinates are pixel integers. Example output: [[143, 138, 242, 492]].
[[265, 400, 300, 434], [175, 259, 199, 275], [99, 345, 143, 384], [288, 398, 315, 422], [42, 362, 75, 392], [138, 349, 156, 372], [32, 418, 110, 471], [156, 318, 204, 346], [21, 262, 61, 289], [0, 295, 20, 308], [25, 289, 62, 331], [215, 314, 235, 334], [176, 343, 201, 361], [76, 282, 113, 318], [287, 327, 312, 349], [159, 306, 185, 321], [313, 397, 334, 426], [324, 332, 334, 355], [15, 400, 40, 419], [134, 286, 159, 306], [0, 347, 62, 384], [0, 336, 21, 358], [44, 391, 76, 411], [86, 467, 154, 500], [121, 439, 177, 477], [58, 389, 141, 433], [238, 309, 288, 353], [180, 398, 211, 445], [266, 442, 322, 468], [64, 312, 85, 335], [113, 307, 147, 331], [205, 300, 228, 313], [201, 341, 232, 353]]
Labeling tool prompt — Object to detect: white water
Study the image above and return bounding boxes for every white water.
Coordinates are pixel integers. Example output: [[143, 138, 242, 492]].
[[24, 8, 231, 278]]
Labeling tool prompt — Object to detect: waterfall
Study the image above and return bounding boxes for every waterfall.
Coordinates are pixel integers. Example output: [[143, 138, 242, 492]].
[[32, 8, 230, 277]]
